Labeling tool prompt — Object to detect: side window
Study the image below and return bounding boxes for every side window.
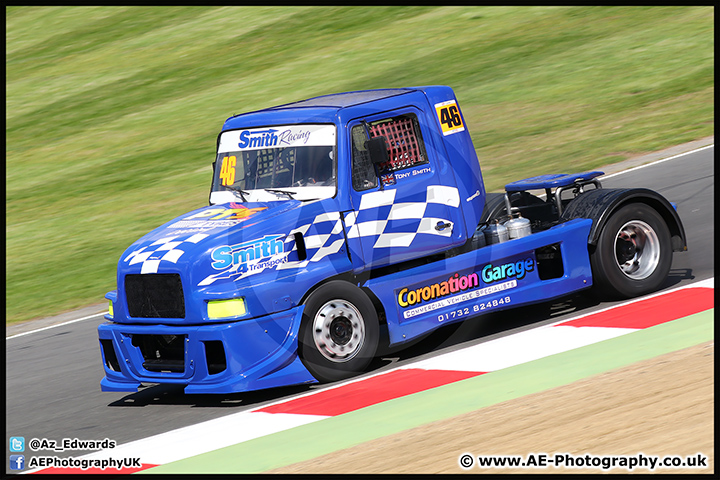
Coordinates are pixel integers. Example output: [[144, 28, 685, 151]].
[[369, 114, 428, 173], [351, 113, 429, 191], [351, 125, 377, 191]]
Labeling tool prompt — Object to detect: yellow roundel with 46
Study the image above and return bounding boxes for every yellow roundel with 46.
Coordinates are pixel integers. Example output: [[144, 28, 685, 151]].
[[220, 155, 236, 186], [435, 100, 465, 136]]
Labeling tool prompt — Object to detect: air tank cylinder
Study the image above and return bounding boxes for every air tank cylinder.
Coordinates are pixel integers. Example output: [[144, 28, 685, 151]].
[[484, 221, 509, 244], [504, 215, 532, 239]]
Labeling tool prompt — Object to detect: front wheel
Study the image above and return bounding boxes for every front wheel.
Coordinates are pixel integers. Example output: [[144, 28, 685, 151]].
[[590, 203, 673, 299], [298, 281, 379, 383]]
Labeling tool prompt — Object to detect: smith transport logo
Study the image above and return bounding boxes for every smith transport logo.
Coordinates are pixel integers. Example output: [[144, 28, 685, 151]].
[[211, 234, 285, 270], [397, 258, 534, 319]]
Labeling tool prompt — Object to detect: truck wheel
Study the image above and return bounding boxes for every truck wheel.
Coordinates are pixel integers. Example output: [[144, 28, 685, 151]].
[[298, 281, 379, 383], [590, 203, 672, 299]]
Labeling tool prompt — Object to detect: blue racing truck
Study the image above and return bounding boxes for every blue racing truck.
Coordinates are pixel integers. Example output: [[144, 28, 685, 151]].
[[98, 86, 686, 394]]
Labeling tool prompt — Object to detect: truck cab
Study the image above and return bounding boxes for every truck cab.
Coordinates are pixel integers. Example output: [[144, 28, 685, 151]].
[[209, 87, 483, 270], [98, 86, 686, 394]]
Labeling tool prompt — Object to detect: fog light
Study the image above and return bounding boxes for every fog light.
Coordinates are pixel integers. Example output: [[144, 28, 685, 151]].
[[207, 298, 247, 319], [108, 300, 114, 318]]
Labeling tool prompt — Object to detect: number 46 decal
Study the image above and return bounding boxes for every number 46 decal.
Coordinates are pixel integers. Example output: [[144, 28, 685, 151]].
[[435, 100, 465, 136], [219, 155, 236, 186]]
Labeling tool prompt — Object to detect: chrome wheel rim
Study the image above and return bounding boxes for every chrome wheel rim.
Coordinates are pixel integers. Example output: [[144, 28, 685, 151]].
[[613, 219, 660, 280], [312, 299, 365, 362]]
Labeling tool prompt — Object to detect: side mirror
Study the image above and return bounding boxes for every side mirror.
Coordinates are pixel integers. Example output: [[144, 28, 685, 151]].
[[365, 136, 389, 165]]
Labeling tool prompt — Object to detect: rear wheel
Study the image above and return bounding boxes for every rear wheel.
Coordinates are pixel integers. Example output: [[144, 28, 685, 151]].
[[590, 203, 672, 299], [298, 281, 379, 383]]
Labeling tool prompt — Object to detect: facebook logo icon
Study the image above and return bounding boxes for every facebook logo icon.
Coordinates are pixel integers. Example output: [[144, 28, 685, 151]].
[[10, 455, 25, 470]]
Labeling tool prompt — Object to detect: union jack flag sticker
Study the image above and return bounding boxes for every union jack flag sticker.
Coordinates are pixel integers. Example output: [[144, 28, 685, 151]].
[[381, 173, 396, 185]]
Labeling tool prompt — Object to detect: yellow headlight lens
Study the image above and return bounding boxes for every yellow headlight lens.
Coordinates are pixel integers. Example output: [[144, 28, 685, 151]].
[[108, 300, 114, 318], [207, 298, 247, 319]]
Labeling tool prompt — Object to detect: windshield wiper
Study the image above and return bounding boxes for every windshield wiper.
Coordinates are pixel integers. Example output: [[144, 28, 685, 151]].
[[264, 188, 296, 199], [225, 185, 250, 202]]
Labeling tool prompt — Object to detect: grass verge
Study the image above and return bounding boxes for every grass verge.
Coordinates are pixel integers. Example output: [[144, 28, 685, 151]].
[[6, 6, 714, 324]]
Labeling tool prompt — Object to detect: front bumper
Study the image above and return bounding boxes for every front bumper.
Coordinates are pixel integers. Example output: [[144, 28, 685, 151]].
[[98, 305, 317, 394]]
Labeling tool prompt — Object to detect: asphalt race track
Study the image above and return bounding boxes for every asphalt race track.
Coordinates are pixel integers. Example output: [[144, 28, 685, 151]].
[[5, 143, 714, 473]]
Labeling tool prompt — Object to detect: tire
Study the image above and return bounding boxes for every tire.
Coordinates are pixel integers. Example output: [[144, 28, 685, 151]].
[[298, 281, 379, 383], [590, 203, 672, 299]]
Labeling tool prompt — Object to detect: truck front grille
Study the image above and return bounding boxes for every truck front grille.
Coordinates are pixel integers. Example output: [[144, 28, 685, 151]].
[[131, 334, 186, 373], [125, 273, 185, 319]]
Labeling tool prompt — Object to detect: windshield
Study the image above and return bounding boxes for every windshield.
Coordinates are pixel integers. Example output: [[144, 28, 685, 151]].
[[210, 124, 336, 204]]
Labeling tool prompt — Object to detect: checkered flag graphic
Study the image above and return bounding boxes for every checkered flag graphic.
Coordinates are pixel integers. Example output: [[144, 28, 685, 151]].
[[124, 233, 210, 274], [344, 185, 460, 248]]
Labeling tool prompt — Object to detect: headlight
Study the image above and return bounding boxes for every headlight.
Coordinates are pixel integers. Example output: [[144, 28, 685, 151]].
[[207, 298, 247, 319], [105, 290, 117, 320]]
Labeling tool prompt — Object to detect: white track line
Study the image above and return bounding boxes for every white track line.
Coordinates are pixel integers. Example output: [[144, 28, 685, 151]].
[[85, 412, 328, 466], [406, 326, 638, 373], [600, 144, 713, 180], [22, 412, 329, 474], [404, 277, 714, 372], [6, 312, 107, 340], [7, 142, 713, 342]]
